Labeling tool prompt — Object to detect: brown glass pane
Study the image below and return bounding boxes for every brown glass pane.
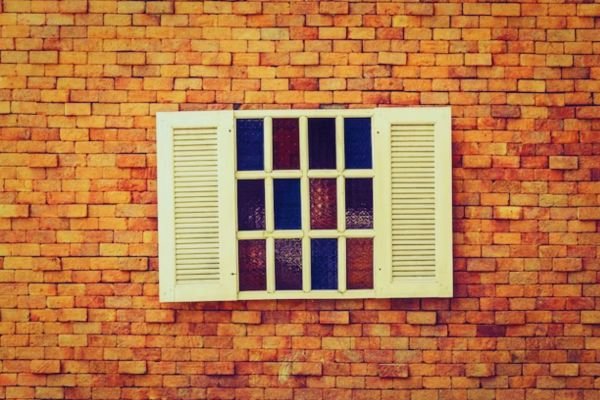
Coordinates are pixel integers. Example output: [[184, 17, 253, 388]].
[[275, 239, 302, 290], [346, 238, 373, 290], [310, 178, 337, 229], [238, 240, 266, 291]]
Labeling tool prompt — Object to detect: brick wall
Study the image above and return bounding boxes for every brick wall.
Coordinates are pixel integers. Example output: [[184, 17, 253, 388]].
[[1, 1, 599, 399]]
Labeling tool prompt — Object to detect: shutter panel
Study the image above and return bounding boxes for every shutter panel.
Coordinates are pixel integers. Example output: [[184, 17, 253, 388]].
[[374, 107, 452, 298], [157, 111, 236, 302]]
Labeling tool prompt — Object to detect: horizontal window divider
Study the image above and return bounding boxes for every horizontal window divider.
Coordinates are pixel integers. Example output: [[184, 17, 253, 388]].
[[238, 289, 376, 301], [234, 109, 374, 119], [236, 229, 375, 240], [306, 170, 374, 178], [237, 230, 303, 240]]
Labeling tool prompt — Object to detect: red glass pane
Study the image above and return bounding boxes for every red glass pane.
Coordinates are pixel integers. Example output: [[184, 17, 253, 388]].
[[310, 179, 337, 229], [238, 240, 266, 291], [273, 118, 300, 170], [346, 238, 373, 290]]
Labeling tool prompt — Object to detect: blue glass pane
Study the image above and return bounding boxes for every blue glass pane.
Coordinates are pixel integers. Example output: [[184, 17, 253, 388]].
[[308, 118, 336, 169], [236, 119, 264, 171], [345, 178, 373, 229], [344, 118, 372, 169], [311, 239, 338, 290], [274, 179, 301, 230], [237, 180, 265, 230]]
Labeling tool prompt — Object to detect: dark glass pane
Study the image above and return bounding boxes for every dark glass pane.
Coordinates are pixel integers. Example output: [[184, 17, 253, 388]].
[[310, 179, 337, 229], [238, 240, 266, 291], [344, 118, 372, 169], [237, 180, 265, 230], [311, 239, 338, 290], [345, 178, 373, 229], [274, 179, 301, 230], [308, 118, 336, 169], [236, 119, 264, 171], [273, 118, 300, 170], [346, 238, 373, 290], [275, 239, 302, 290]]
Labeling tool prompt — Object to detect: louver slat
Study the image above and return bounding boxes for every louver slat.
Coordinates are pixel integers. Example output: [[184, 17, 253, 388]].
[[390, 124, 437, 278], [172, 128, 220, 284]]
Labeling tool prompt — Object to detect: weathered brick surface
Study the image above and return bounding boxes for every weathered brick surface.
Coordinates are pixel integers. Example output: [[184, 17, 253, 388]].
[[0, 1, 599, 399]]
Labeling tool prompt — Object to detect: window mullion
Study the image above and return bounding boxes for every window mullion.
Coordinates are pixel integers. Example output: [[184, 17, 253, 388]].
[[264, 117, 275, 293], [299, 116, 311, 292], [335, 116, 346, 292]]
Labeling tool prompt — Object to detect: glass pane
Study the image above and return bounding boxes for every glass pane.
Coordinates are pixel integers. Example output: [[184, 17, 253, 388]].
[[344, 118, 372, 169], [346, 238, 373, 290], [274, 179, 301, 230], [273, 118, 300, 170], [275, 239, 302, 290], [308, 118, 336, 169], [311, 239, 338, 290], [238, 240, 266, 291], [310, 179, 337, 229], [236, 118, 264, 171], [237, 180, 265, 231], [345, 178, 373, 229]]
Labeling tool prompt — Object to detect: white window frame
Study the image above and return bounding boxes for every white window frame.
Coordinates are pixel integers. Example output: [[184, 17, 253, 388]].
[[157, 107, 452, 302]]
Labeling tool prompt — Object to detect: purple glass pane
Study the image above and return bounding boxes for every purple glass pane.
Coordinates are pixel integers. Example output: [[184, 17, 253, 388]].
[[310, 179, 337, 229], [345, 178, 373, 229], [275, 239, 302, 290], [238, 240, 266, 291], [346, 238, 373, 290], [273, 118, 300, 170], [237, 180, 265, 231], [311, 239, 337, 290], [308, 118, 336, 169]]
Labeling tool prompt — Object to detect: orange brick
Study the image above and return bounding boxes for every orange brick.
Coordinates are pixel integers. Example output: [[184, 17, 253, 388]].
[[30, 360, 61, 374], [494, 207, 522, 220], [407, 312, 437, 325], [118, 361, 146, 375]]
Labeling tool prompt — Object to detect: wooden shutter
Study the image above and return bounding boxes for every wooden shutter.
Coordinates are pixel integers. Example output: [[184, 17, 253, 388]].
[[157, 111, 236, 302], [374, 107, 452, 298]]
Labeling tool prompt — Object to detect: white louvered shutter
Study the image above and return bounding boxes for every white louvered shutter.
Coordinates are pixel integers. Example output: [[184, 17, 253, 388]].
[[374, 107, 453, 298], [157, 111, 236, 302]]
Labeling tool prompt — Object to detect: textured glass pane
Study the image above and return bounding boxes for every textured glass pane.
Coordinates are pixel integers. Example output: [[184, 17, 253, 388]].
[[275, 239, 302, 290], [311, 239, 338, 290], [274, 179, 301, 230], [346, 238, 373, 290], [236, 118, 264, 171], [273, 118, 300, 170], [310, 179, 337, 229], [238, 240, 266, 291], [308, 118, 336, 169], [345, 178, 373, 229], [344, 118, 372, 169], [237, 180, 265, 230]]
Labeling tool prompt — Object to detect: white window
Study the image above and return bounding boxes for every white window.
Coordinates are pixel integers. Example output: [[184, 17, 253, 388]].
[[157, 108, 452, 302]]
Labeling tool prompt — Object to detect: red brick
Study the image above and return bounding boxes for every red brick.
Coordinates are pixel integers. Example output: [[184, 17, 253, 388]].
[[378, 363, 409, 378]]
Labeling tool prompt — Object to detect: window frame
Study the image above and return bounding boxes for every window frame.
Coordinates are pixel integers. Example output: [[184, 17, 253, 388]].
[[233, 109, 379, 300]]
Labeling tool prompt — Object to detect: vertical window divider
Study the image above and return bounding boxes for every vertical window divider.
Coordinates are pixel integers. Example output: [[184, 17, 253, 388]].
[[299, 116, 311, 292], [335, 116, 347, 292], [264, 117, 275, 293]]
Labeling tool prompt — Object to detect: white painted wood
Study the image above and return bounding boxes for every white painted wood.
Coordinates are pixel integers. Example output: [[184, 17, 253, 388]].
[[157, 110, 236, 302], [374, 107, 453, 298]]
